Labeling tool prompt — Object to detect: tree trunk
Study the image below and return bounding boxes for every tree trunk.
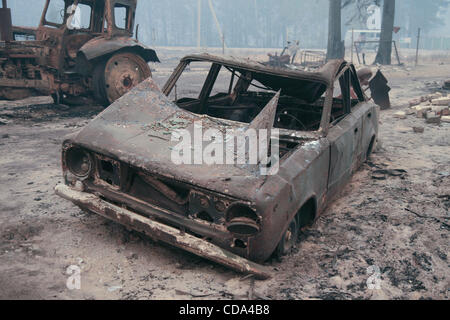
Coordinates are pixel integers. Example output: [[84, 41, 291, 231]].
[[374, 0, 396, 65], [327, 0, 344, 60]]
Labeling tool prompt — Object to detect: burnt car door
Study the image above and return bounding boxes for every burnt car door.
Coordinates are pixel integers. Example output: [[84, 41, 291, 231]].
[[347, 65, 374, 167], [326, 67, 363, 198]]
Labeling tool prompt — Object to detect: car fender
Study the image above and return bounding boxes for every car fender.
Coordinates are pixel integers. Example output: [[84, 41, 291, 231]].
[[249, 138, 329, 262]]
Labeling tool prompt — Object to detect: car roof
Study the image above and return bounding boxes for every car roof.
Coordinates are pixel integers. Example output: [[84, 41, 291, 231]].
[[180, 54, 349, 102], [181, 54, 347, 86]]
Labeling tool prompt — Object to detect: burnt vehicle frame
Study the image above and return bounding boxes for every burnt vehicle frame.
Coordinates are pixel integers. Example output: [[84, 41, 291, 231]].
[[0, 0, 159, 105], [56, 54, 379, 279]]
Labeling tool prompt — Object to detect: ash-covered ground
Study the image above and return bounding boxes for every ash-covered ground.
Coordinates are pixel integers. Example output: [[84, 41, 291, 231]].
[[0, 48, 448, 300]]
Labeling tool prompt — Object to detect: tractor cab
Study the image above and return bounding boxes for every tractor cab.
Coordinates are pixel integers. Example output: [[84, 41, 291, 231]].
[[39, 0, 136, 37], [35, 0, 138, 69]]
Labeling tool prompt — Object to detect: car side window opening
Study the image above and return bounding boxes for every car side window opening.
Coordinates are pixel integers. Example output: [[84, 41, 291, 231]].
[[168, 62, 327, 132], [166, 61, 212, 107], [322, 69, 360, 127], [210, 66, 236, 98], [329, 67, 365, 125], [350, 68, 366, 104]]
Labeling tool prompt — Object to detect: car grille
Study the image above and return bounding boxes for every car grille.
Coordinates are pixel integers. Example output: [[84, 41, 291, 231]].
[[97, 157, 121, 187], [92, 154, 229, 224]]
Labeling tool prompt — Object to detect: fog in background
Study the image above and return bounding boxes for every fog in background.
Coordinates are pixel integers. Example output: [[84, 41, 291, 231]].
[[7, 0, 450, 49]]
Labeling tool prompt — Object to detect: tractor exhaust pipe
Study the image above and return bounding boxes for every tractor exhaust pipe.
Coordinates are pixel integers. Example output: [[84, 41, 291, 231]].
[[0, 0, 12, 42]]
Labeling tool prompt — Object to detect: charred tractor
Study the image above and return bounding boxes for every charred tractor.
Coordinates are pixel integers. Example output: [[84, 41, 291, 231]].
[[0, 0, 159, 105], [55, 54, 386, 279]]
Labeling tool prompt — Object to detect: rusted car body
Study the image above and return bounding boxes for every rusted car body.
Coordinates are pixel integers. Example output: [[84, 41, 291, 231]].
[[0, 0, 159, 105], [56, 54, 379, 278]]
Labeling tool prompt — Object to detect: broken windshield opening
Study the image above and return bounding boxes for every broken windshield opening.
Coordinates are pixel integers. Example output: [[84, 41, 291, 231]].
[[167, 61, 326, 132]]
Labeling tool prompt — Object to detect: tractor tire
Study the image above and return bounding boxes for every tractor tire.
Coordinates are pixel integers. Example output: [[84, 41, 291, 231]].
[[92, 60, 108, 106], [92, 53, 151, 107], [96, 52, 151, 107]]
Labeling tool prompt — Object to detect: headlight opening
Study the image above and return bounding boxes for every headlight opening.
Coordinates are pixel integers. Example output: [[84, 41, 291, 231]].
[[226, 203, 261, 237], [66, 148, 92, 178]]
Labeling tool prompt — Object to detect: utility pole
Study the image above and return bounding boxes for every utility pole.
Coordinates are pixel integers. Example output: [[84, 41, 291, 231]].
[[197, 0, 202, 48], [415, 28, 421, 67], [0, 0, 12, 42], [207, 0, 226, 51]]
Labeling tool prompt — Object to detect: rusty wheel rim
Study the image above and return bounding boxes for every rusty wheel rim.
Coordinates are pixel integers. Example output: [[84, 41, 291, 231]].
[[103, 53, 151, 104]]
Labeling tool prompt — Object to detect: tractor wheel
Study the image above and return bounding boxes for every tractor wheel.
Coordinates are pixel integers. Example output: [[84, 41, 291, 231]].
[[101, 52, 151, 106]]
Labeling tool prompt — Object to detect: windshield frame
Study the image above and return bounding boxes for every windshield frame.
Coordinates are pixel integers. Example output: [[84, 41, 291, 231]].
[[163, 59, 334, 135]]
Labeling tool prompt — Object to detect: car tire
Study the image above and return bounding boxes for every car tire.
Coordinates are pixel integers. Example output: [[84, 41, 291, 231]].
[[366, 136, 376, 161], [274, 217, 298, 261]]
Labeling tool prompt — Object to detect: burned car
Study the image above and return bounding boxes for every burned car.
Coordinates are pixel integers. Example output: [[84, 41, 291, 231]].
[[56, 54, 379, 279]]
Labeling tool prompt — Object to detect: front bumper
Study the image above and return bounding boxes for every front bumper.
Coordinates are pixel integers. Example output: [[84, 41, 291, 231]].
[[55, 184, 271, 280]]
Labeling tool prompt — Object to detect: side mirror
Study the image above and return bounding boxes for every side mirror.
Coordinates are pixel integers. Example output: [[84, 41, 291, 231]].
[[369, 70, 391, 110]]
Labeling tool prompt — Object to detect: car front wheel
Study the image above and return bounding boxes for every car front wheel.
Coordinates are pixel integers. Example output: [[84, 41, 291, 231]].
[[274, 217, 298, 260]]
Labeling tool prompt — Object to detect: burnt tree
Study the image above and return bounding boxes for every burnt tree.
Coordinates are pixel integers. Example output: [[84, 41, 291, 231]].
[[374, 0, 395, 65], [327, 0, 345, 60]]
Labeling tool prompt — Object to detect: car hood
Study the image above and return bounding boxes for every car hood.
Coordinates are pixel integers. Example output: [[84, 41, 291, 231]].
[[70, 79, 268, 201]]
